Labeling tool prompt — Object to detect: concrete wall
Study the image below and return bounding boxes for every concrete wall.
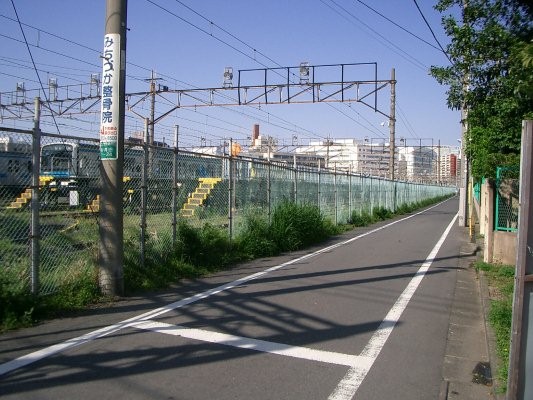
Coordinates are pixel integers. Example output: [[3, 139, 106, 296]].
[[492, 231, 517, 265], [479, 182, 488, 236], [481, 181, 495, 263], [479, 180, 517, 265]]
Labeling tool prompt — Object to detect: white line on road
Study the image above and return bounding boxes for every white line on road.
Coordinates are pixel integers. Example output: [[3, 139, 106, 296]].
[[327, 213, 459, 400], [131, 320, 373, 368], [0, 200, 453, 378]]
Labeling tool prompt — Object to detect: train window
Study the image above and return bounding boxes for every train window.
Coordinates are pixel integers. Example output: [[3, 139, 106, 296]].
[[7, 159, 20, 173]]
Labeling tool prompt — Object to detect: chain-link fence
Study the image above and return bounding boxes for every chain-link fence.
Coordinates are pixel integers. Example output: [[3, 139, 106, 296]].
[[1, 129, 455, 296], [495, 166, 519, 232]]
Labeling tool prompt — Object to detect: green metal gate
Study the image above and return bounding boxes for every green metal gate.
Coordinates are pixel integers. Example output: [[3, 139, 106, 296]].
[[495, 166, 519, 232]]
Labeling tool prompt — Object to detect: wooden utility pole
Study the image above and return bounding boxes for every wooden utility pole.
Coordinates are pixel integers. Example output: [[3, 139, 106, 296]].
[[98, 0, 127, 296]]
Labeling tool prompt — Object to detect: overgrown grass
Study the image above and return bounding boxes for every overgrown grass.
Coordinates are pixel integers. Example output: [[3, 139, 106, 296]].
[[123, 201, 340, 294], [0, 213, 102, 332], [0, 264, 101, 332], [475, 261, 515, 393], [1, 194, 451, 331], [348, 194, 453, 227]]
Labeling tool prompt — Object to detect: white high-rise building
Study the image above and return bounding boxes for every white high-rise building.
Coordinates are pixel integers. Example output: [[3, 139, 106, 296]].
[[296, 138, 390, 177]]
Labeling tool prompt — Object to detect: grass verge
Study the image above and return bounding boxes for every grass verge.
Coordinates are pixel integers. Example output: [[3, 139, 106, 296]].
[[475, 261, 514, 393], [2, 195, 452, 332]]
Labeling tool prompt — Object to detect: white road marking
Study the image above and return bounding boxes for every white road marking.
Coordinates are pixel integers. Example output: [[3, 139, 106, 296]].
[[131, 320, 373, 368], [328, 213, 459, 400], [0, 200, 453, 381], [0, 320, 138, 376]]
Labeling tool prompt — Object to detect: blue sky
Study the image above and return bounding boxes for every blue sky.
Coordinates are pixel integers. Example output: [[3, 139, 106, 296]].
[[0, 1, 462, 148]]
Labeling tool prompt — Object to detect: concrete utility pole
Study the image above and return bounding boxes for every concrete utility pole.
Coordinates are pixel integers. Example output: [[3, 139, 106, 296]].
[[507, 120, 533, 400], [98, 0, 127, 296], [438, 140, 441, 185], [149, 71, 156, 146], [389, 68, 396, 181], [458, 0, 469, 227]]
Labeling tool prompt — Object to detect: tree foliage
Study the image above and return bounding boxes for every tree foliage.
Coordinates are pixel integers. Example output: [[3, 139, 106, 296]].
[[431, 0, 533, 178]]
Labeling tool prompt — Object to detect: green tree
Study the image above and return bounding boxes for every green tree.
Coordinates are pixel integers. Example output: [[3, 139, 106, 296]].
[[431, 0, 533, 179]]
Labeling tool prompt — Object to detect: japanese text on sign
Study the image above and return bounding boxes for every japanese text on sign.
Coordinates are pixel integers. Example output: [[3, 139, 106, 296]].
[[99, 34, 120, 160]]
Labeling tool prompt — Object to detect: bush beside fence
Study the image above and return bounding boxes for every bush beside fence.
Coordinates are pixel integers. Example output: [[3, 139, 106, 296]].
[[0, 130, 455, 304]]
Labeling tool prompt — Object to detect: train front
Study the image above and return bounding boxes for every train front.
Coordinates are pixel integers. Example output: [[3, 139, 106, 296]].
[[40, 142, 80, 208]]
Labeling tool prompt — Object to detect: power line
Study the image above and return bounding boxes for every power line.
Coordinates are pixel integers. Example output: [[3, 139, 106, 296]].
[[320, 0, 428, 72], [1, 3, 385, 143], [9, 0, 63, 135], [1, 9, 326, 141], [145, 0, 385, 138], [354, 0, 442, 52], [169, 0, 283, 68], [0, 14, 102, 54], [0, 32, 318, 140], [411, 0, 453, 65], [396, 103, 420, 140], [144, 0, 272, 70], [0, 58, 92, 84]]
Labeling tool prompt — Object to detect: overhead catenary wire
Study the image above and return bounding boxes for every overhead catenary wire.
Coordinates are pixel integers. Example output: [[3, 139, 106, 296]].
[[1, 2, 391, 144], [411, 0, 453, 66], [354, 0, 442, 53], [144, 0, 385, 139], [397, 102, 420, 140], [320, 0, 428, 72], [0, 13, 328, 142], [9, 0, 63, 136]]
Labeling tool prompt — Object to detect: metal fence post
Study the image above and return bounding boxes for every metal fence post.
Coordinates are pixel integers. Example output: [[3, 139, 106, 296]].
[[30, 97, 41, 295], [392, 180, 398, 212], [348, 167, 352, 219], [293, 155, 297, 204], [172, 125, 179, 245], [228, 139, 233, 240], [140, 118, 149, 266], [317, 163, 321, 213], [334, 164, 338, 225], [369, 177, 374, 213], [267, 151, 272, 224]]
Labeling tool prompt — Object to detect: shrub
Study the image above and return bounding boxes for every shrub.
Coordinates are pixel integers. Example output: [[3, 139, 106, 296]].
[[176, 222, 233, 268], [349, 210, 374, 226], [270, 201, 336, 252], [235, 212, 278, 258], [0, 275, 36, 331], [372, 206, 392, 221]]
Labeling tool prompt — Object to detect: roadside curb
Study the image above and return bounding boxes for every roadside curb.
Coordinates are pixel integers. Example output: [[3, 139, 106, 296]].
[[440, 228, 493, 400], [477, 265, 506, 400]]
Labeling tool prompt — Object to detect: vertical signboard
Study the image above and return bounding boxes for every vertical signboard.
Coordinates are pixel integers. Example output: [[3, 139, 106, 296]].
[[99, 33, 120, 160]]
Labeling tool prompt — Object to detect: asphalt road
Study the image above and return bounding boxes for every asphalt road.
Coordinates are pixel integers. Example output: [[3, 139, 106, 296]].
[[0, 197, 462, 400]]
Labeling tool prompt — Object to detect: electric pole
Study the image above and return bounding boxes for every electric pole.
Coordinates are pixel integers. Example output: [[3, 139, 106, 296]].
[[98, 0, 127, 296], [438, 140, 441, 185], [458, 0, 469, 227], [148, 70, 160, 146], [389, 68, 396, 181]]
